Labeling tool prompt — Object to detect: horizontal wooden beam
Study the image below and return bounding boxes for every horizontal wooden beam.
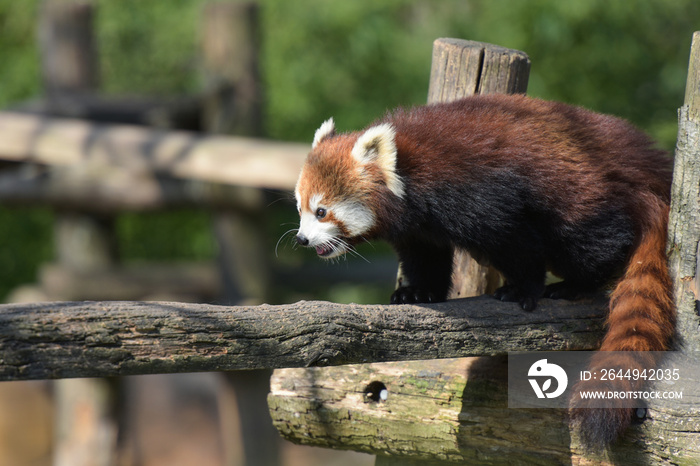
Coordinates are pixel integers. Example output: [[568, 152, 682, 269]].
[[0, 111, 308, 191], [270, 353, 700, 464], [13, 93, 203, 130], [0, 164, 271, 212], [269, 358, 574, 464], [0, 296, 606, 381]]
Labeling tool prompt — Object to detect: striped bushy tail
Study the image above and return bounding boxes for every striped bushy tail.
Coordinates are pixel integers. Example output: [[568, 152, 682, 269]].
[[570, 195, 676, 448]]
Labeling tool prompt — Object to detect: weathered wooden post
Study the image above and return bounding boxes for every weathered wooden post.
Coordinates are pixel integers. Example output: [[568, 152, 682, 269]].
[[668, 31, 700, 353], [201, 3, 281, 466], [38, 0, 98, 100], [38, 2, 122, 466], [640, 29, 700, 460]]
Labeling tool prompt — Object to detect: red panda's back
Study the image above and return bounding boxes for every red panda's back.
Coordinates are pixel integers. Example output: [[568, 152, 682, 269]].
[[383, 94, 671, 225]]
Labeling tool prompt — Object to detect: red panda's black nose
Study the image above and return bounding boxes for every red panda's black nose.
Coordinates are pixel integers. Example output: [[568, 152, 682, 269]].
[[296, 234, 309, 246]]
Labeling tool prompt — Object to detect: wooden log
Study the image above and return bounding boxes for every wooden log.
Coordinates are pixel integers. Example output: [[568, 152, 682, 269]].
[[0, 164, 265, 213], [427, 38, 529, 103], [269, 358, 572, 464], [0, 111, 308, 191], [0, 296, 606, 381], [53, 213, 118, 272], [269, 354, 700, 465]]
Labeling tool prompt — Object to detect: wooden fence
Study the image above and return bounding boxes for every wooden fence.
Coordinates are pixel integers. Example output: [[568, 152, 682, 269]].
[[0, 1, 698, 465]]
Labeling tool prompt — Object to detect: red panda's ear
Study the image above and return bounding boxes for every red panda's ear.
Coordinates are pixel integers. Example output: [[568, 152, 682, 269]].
[[351, 124, 404, 198], [312, 118, 336, 148]]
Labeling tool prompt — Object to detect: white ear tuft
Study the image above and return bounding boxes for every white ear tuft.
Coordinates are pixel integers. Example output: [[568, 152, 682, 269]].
[[351, 123, 404, 198], [312, 118, 336, 148]]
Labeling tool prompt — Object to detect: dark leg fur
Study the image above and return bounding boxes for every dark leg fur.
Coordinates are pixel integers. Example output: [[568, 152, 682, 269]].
[[493, 283, 542, 311], [489, 247, 546, 312], [391, 241, 454, 304]]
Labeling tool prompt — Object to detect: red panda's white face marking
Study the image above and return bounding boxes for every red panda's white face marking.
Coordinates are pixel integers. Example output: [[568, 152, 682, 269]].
[[294, 119, 403, 259], [295, 189, 375, 259]]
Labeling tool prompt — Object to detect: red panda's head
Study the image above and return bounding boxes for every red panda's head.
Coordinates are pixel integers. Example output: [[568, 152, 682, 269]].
[[294, 118, 404, 259]]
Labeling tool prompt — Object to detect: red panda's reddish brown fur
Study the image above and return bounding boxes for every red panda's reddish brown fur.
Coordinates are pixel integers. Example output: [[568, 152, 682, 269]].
[[294, 94, 675, 447]]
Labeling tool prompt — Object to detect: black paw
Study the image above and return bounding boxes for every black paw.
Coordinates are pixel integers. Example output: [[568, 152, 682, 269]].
[[493, 284, 538, 311], [390, 287, 435, 304]]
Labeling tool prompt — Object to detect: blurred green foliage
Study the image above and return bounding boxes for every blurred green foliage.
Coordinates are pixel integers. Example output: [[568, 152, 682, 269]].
[[0, 0, 698, 301]]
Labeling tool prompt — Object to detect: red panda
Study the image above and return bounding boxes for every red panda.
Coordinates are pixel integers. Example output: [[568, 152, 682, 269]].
[[293, 94, 675, 448]]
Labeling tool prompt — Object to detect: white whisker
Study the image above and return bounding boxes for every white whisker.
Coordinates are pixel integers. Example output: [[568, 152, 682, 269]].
[[275, 228, 299, 257]]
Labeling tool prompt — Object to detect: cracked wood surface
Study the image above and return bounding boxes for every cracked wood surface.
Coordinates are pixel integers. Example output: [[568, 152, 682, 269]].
[[0, 296, 606, 381], [269, 354, 700, 465]]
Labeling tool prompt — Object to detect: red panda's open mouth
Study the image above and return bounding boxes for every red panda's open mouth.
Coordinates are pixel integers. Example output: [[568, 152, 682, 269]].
[[314, 238, 351, 258], [315, 245, 334, 257]]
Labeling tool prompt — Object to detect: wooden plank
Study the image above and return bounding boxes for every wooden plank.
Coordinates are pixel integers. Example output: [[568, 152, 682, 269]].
[[0, 296, 606, 381], [0, 111, 309, 191]]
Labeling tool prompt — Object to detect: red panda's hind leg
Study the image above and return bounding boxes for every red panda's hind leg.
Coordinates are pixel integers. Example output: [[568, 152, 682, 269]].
[[390, 241, 454, 304], [490, 253, 547, 311], [493, 282, 543, 311]]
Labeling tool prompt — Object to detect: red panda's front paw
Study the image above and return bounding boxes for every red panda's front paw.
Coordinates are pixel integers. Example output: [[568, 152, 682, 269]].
[[390, 287, 435, 304], [493, 284, 539, 311]]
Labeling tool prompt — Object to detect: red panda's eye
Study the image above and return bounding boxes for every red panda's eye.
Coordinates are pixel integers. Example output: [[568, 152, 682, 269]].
[[316, 208, 327, 219]]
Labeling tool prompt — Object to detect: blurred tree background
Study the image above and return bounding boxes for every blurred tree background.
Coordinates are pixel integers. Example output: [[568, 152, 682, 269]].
[[0, 0, 697, 301]]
